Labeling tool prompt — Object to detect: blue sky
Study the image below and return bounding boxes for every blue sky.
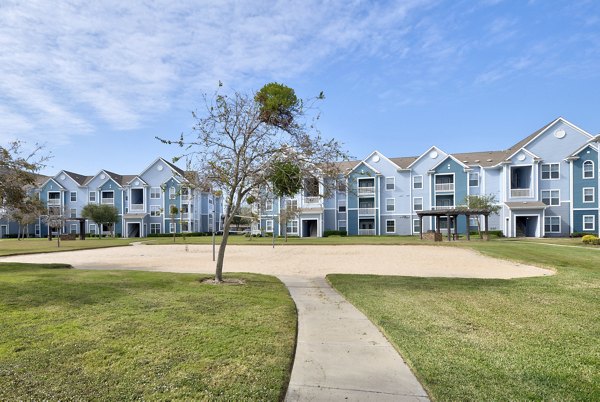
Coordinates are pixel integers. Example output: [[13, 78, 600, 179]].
[[1, 0, 599, 176]]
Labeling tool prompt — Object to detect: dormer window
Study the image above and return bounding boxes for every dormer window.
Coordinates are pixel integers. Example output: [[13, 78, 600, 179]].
[[583, 161, 594, 179]]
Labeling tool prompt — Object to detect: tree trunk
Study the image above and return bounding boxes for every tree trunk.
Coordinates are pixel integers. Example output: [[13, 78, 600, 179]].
[[215, 218, 233, 282]]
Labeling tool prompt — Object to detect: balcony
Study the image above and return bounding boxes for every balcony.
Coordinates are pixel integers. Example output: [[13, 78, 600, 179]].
[[101, 198, 114, 205], [511, 188, 531, 198], [358, 186, 375, 196], [358, 229, 376, 235], [130, 203, 144, 211], [432, 205, 454, 211], [358, 208, 376, 215], [47, 199, 61, 206], [303, 196, 321, 205], [181, 213, 190, 219], [435, 183, 454, 192]]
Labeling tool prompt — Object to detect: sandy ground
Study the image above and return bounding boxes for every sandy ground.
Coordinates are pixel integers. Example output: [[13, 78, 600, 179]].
[[1, 243, 553, 278]]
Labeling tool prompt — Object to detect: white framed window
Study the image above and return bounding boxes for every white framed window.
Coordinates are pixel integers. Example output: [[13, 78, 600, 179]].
[[541, 163, 559, 180], [35, 224, 40, 236], [169, 186, 176, 200], [384, 198, 394, 212], [70, 208, 77, 218], [286, 199, 298, 210], [541, 190, 559, 206], [208, 215, 214, 231], [89, 192, 96, 203], [89, 224, 97, 235], [583, 215, 595, 231], [101, 191, 114, 204], [385, 177, 395, 190], [583, 161, 595, 179], [413, 175, 423, 189], [469, 216, 479, 227], [337, 180, 347, 192], [169, 223, 176, 233], [544, 216, 560, 233], [338, 200, 346, 213], [70, 224, 77, 234], [386, 219, 395, 233], [150, 187, 161, 199], [583, 187, 595, 203], [338, 220, 347, 229], [265, 220, 273, 232], [265, 199, 273, 211], [413, 197, 423, 211], [469, 172, 479, 187], [70, 191, 77, 202], [286, 220, 298, 234], [150, 205, 162, 217], [413, 219, 421, 233], [150, 223, 161, 234]]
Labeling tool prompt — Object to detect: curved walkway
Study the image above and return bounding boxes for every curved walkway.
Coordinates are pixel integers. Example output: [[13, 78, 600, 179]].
[[1, 244, 553, 401]]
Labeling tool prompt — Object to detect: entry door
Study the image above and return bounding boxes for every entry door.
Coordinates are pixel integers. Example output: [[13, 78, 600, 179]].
[[128, 223, 140, 238], [0, 225, 7, 238]]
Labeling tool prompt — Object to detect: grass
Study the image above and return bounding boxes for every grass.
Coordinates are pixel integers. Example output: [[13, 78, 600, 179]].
[[328, 241, 600, 401], [0, 263, 296, 401], [0, 237, 133, 256]]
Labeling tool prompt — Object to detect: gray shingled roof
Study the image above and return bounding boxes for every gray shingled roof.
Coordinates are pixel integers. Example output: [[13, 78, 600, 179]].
[[63, 170, 89, 185]]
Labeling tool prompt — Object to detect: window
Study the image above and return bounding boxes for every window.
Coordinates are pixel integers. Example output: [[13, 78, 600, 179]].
[[208, 215, 214, 231], [386, 219, 396, 233], [583, 161, 594, 179], [338, 220, 346, 230], [286, 220, 298, 234], [286, 199, 298, 210], [265, 199, 273, 211], [70, 224, 77, 234], [70, 208, 77, 218], [541, 163, 559, 180], [338, 200, 346, 213], [150, 205, 162, 217], [150, 223, 161, 234], [386, 198, 395, 212], [413, 219, 421, 233], [337, 180, 347, 192], [469, 172, 479, 187], [583, 188, 595, 203], [70, 191, 77, 202], [583, 215, 595, 231], [385, 177, 395, 190], [541, 190, 559, 206], [469, 216, 479, 227], [544, 216, 560, 233], [150, 187, 161, 199], [169, 186, 176, 199], [101, 191, 114, 204], [413, 197, 423, 211], [413, 175, 423, 189], [265, 220, 273, 232], [89, 192, 96, 203], [169, 223, 176, 233], [35, 224, 40, 236], [89, 224, 97, 235]]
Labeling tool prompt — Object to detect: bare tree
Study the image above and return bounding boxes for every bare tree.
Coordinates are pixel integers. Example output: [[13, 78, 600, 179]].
[[159, 83, 347, 282], [1, 141, 49, 210], [7, 197, 45, 239]]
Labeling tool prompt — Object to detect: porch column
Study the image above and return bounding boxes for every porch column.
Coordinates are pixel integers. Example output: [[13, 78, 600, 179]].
[[447, 213, 451, 241], [79, 219, 85, 240], [419, 215, 423, 240], [453, 215, 458, 240], [484, 214, 489, 240], [465, 214, 470, 241]]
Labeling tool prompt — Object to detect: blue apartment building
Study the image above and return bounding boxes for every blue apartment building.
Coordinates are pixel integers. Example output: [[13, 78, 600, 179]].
[[0, 158, 223, 238], [257, 117, 599, 238]]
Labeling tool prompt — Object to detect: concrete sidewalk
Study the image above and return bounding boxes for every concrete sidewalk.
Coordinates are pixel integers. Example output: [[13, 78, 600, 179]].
[[280, 276, 429, 401]]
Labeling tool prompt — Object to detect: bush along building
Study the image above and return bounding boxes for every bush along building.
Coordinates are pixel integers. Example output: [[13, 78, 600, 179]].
[[0, 157, 223, 238], [255, 117, 599, 238]]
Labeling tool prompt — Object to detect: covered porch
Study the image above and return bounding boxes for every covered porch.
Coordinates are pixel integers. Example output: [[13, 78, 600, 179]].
[[416, 208, 491, 241]]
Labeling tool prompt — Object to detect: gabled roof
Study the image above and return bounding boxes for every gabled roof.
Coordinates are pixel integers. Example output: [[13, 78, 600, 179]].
[[451, 150, 507, 168], [125, 175, 148, 186], [336, 160, 360, 172], [407, 146, 447, 168], [569, 142, 598, 158], [62, 170, 90, 186], [40, 177, 66, 190], [363, 150, 402, 169], [348, 160, 381, 175], [429, 154, 469, 172], [505, 146, 540, 162], [389, 156, 418, 169], [138, 157, 186, 179]]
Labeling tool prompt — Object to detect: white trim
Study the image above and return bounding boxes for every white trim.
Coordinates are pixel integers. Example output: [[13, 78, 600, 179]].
[[570, 160, 574, 234], [413, 175, 423, 189], [150, 222, 161, 234], [150, 205, 162, 217], [544, 216, 561, 233], [363, 150, 402, 169], [169, 222, 176, 233], [385, 176, 395, 191], [265, 219, 273, 232], [70, 191, 77, 202], [429, 154, 469, 171], [412, 218, 420, 234], [541, 189, 560, 206], [413, 197, 423, 211], [541, 163, 560, 180], [583, 215, 596, 231], [506, 146, 540, 162], [150, 187, 161, 199], [348, 160, 381, 175], [468, 172, 479, 187], [385, 198, 395, 212], [338, 219, 346, 229], [407, 146, 447, 168], [583, 187, 595, 203], [385, 219, 396, 233], [583, 160, 595, 179]]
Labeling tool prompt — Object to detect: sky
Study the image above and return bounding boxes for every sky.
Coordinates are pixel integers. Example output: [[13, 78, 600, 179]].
[[1, 0, 599, 177]]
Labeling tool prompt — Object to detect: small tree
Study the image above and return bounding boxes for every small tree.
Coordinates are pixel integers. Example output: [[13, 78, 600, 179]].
[[81, 204, 119, 238], [43, 206, 68, 247], [169, 204, 179, 243], [8, 197, 45, 239], [159, 82, 347, 282], [461, 194, 501, 238]]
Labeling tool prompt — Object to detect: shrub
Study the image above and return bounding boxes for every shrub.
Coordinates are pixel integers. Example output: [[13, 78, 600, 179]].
[[324, 230, 347, 237], [582, 235, 598, 244]]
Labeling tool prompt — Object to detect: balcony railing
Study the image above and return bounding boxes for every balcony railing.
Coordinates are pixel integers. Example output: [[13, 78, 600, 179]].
[[511, 188, 531, 197], [181, 194, 190, 201], [435, 183, 455, 192], [432, 205, 454, 210], [47, 199, 61, 206], [303, 196, 321, 205], [358, 208, 376, 215], [130, 203, 144, 211], [181, 213, 190, 219], [358, 186, 375, 195], [358, 229, 376, 236], [101, 198, 114, 205]]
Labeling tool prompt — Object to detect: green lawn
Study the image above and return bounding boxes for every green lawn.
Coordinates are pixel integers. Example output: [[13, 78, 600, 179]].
[[0, 237, 133, 256], [0, 263, 296, 400], [328, 241, 600, 401]]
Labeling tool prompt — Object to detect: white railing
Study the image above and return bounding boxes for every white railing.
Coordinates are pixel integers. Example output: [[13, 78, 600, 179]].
[[358, 208, 376, 215], [435, 183, 454, 192], [130, 203, 144, 211], [101, 198, 114, 205], [181, 213, 190, 219], [511, 188, 531, 197], [358, 229, 376, 235], [432, 205, 454, 210], [47, 199, 61, 206], [303, 196, 321, 205], [181, 194, 190, 201], [358, 186, 375, 195]]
